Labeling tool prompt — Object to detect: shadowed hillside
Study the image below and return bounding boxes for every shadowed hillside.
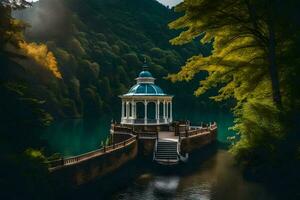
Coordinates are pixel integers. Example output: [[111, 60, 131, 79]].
[[14, 0, 217, 120]]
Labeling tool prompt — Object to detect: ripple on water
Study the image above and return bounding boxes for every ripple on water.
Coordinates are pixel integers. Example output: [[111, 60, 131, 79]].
[[176, 184, 211, 200], [153, 176, 180, 194]]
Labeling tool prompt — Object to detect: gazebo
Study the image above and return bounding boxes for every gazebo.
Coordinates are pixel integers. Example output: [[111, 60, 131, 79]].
[[120, 64, 173, 125]]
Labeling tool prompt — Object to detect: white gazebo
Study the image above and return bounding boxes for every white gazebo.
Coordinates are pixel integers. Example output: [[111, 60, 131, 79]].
[[120, 64, 173, 125]]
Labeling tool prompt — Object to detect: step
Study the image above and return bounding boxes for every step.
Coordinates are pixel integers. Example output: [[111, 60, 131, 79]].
[[157, 154, 177, 157], [157, 141, 177, 144], [157, 145, 177, 148], [157, 146, 177, 148], [156, 152, 178, 155], [156, 148, 177, 151], [157, 142, 177, 145], [156, 151, 177, 154], [156, 153, 178, 156], [157, 145, 177, 147], [157, 143, 177, 146], [156, 152, 178, 154], [155, 156, 178, 159], [158, 142, 177, 144], [157, 148, 177, 151]]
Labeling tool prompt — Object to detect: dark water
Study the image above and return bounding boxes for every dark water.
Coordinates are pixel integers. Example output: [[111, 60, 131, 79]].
[[43, 113, 275, 200]]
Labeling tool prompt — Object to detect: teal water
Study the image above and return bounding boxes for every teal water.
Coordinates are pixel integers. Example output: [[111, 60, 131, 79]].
[[42, 117, 111, 157], [42, 112, 234, 157], [42, 113, 275, 200]]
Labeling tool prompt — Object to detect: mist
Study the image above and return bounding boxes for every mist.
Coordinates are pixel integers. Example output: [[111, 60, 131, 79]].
[[14, 0, 73, 42]]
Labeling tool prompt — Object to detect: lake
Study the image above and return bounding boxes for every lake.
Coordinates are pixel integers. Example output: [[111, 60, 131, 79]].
[[42, 112, 276, 200]]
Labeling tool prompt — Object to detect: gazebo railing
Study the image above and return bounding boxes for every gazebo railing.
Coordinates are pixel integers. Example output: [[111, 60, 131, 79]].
[[146, 119, 157, 124], [121, 118, 171, 124], [121, 118, 134, 124], [159, 118, 165, 123], [134, 119, 145, 124]]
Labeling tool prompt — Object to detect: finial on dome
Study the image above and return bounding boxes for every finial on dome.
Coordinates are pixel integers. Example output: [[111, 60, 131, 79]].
[[142, 56, 148, 71]]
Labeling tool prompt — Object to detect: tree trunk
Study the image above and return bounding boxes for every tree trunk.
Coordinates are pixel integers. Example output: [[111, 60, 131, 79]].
[[267, 15, 282, 109]]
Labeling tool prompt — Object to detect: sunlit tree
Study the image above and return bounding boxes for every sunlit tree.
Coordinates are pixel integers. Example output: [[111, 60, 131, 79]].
[[169, 0, 299, 108], [169, 0, 300, 174]]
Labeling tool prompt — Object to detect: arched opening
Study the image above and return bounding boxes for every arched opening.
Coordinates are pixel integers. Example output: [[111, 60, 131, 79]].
[[159, 102, 164, 119], [124, 102, 127, 118], [128, 102, 132, 117], [168, 102, 171, 118], [147, 102, 156, 122], [136, 102, 145, 120]]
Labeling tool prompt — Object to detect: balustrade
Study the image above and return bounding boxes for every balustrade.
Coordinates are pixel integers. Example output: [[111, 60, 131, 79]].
[[48, 135, 137, 169]]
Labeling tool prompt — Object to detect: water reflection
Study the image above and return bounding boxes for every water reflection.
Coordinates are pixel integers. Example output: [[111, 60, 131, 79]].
[[110, 150, 274, 200], [153, 176, 180, 195]]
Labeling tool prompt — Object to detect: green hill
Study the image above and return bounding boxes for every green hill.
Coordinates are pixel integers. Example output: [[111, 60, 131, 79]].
[[13, 0, 215, 120]]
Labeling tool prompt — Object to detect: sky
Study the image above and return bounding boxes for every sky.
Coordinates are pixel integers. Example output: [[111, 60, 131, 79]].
[[156, 0, 182, 7]]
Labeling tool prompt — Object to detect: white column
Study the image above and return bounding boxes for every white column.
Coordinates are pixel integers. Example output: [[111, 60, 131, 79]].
[[166, 102, 169, 122], [121, 101, 124, 122], [157, 100, 160, 124], [134, 102, 137, 119], [130, 101, 133, 118], [163, 100, 166, 123], [170, 101, 173, 122], [132, 101, 136, 119], [144, 100, 148, 124], [126, 101, 129, 119], [155, 101, 158, 124]]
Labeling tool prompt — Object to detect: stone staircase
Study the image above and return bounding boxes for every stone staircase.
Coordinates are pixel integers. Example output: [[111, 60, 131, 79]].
[[153, 139, 179, 165]]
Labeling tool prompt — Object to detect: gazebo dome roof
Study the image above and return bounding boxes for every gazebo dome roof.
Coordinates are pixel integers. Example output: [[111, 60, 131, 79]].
[[122, 63, 171, 97], [124, 83, 165, 96], [139, 70, 153, 78]]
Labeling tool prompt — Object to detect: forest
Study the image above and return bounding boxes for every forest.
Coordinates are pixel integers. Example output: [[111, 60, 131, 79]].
[[0, 0, 299, 199]]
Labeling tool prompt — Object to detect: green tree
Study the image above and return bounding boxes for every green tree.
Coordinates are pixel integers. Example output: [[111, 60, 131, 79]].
[[169, 0, 299, 108], [169, 0, 300, 178]]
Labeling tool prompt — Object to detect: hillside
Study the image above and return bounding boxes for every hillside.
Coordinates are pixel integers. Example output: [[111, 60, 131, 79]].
[[13, 0, 215, 120]]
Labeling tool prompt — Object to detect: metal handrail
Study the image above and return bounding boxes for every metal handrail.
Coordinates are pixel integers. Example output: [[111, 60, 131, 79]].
[[153, 139, 158, 161]]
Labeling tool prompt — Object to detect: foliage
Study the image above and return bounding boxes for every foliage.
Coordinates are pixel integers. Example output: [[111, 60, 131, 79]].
[[0, 147, 56, 200], [14, 0, 215, 120], [0, 2, 63, 199], [169, 0, 300, 180], [19, 42, 62, 79]]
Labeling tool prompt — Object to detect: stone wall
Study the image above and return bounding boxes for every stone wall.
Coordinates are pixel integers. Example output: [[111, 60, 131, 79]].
[[51, 138, 138, 186], [180, 128, 217, 153], [138, 138, 156, 157]]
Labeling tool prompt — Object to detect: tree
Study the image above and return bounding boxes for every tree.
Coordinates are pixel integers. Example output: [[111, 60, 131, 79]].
[[0, 0, 31, 55], [168, 0, 299, 109], [168, 0, 300, 179]]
